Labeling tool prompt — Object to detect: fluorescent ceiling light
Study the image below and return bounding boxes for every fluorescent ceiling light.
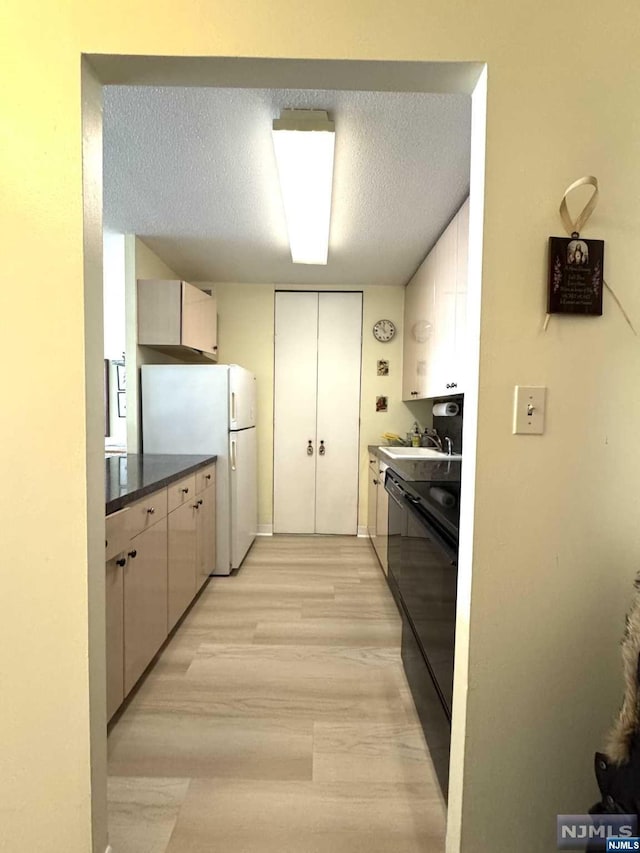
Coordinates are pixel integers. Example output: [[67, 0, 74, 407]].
[[272, 109, 335, 265]]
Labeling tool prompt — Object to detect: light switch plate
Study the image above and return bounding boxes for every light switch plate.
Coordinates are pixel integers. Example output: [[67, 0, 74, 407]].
[[513, 386, 546, 435]]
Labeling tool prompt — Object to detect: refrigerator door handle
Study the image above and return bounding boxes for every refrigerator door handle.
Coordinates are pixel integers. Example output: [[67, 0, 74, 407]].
[[231, 391, 237, 423], [231, 438, 237, 471]]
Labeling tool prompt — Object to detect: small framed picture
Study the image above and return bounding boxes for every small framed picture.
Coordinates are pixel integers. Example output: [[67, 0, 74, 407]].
[[117, 392, 127, 418], [376, 395, 388, 413], [377, 359, 389, 376], [116, 363, 126, 391]]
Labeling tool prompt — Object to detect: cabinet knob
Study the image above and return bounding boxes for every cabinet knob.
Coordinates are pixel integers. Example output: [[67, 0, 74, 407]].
[[451, 382, 457, 388], [116, 557, 126, 567], [181, 487, 189, 494], [319, 440, 326, 456], [205, 474, 211, 480], [127, 549, 137, 559], [373, 479, 378, 485], [192, 504, 199, 509], [197, 499, 204, 506], [147, 507, 155, 515]]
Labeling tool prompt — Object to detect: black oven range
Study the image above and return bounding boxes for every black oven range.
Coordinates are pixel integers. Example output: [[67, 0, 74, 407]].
[[385, 467, 460, 798]]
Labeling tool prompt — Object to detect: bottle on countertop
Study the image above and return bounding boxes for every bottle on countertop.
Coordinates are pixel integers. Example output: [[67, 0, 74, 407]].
[[411, 421, 421, 447]]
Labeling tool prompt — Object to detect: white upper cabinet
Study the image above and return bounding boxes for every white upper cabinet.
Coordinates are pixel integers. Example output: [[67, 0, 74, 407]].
[[137, 279, 218, 359], [402, 198, 469, 401], [402, 251, 436, 401]]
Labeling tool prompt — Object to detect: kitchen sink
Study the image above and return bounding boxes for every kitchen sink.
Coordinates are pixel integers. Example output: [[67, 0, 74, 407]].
[[379, 446, 462, 461]]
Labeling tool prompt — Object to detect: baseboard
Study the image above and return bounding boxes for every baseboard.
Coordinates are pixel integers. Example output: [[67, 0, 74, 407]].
[[257, 524, 273, 536], [357, 526, 369, 538]]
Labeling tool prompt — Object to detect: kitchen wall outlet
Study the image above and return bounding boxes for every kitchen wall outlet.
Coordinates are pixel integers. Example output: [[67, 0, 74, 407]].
[[513, 385, 546, 435]]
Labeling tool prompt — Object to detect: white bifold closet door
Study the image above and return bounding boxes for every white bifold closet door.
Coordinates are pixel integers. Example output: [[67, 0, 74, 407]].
[[273, 291, 362, 535]]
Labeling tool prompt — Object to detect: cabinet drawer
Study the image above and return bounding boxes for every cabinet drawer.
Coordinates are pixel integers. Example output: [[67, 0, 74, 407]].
[[126, 488, 168, 539], [167, 474, 197, 514], [106, 508, 130, 561], [195, 464, 215, 494]]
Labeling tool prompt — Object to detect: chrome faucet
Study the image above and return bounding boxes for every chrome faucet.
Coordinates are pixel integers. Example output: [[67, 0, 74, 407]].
[[421, 429, 444, 452], [444, 436, 453, 456]]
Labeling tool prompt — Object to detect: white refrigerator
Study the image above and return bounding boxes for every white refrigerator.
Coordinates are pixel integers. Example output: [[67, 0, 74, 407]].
[[141, 364, 257, 575]]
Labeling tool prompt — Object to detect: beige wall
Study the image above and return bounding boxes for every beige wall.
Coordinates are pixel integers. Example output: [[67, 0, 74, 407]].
[[215, 283, 426, 530], [4, 4, 640, 852]]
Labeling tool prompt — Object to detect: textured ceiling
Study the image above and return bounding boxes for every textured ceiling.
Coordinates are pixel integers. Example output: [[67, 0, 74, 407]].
[[103, 86, 471, 286]]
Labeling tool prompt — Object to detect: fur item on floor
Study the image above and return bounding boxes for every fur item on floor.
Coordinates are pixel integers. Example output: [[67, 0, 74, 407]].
[[605, 576, 640, 765]]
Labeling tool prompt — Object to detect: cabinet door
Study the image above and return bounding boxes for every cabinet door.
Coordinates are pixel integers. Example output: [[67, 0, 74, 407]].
[[376, 470, 389, 575], [403, 253, 435, 401], [273, 292, 319, 534], [453, 198, 470, 394], [429, 217, 458, 397], [124, 518, 168, 695], [315, 292, 362, 535], [196, 484, 216, 590], [402, 276, 420, 401], [417, 252, 436, 398], [181, 282, 217, 355], [168, 502, 197, 631], [106, 555, 125, 721], [137, 279, 182, 345], [367, 461, 378, 542]]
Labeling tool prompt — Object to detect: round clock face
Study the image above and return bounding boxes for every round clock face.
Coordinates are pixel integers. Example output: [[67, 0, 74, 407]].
[[373, 319, 396, 342]]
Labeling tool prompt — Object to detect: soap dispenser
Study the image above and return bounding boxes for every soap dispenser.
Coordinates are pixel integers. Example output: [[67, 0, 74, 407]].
[[411, 422, 421, 447]]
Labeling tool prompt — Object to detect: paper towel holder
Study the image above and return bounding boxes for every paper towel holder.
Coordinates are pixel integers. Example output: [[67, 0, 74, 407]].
[[432, 401, 460, 417]]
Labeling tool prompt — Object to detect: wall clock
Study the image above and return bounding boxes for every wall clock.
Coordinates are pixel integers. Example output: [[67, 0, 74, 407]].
[[373, 319, 396, 342]]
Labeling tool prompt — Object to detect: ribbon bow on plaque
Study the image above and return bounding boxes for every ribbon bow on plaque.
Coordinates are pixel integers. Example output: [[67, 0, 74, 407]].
[[544, 176, 636, 334]]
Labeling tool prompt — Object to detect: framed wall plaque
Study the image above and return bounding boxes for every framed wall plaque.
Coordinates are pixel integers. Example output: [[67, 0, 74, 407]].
[[547, 236, 604, 316]]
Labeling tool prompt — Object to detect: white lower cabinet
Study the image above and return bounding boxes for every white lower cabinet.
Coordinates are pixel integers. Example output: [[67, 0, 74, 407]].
[[368, 456, 389, 576], [168, 500, 197, 632], [196, 482, 216, 591], [105, 554, 125, 721], [124, 517, 168, 695], [106, 463, 216, 721], [367, 459, 378, 549], [376, 464, 389, 576]]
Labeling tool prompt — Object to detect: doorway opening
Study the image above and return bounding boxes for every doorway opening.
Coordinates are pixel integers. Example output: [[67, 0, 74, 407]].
[[86, 55, 487, 852]]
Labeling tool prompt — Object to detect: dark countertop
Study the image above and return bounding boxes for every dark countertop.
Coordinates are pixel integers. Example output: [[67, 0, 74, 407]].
[[368, 445, 461, 483], [106, 454, 217, 515]]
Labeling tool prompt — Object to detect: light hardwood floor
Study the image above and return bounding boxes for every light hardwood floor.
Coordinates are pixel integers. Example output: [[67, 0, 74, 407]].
[[107, 535, 446, 852]]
